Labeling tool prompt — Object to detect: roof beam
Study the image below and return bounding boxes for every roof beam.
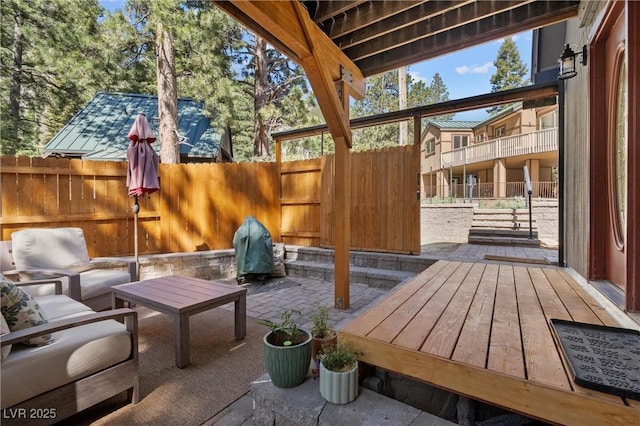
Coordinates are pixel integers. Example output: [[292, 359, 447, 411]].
[[310, 0, 369, 23], [343, 0, 525, 59], [322, 0, 426, 40], [355, 1, 579, 76], [273, 81, 559, 141], [213, 0, 365, 99]]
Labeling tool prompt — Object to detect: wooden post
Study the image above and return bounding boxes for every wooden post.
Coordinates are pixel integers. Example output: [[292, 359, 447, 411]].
[[334, 135, 351, 309], [334, 80, 351, 309]]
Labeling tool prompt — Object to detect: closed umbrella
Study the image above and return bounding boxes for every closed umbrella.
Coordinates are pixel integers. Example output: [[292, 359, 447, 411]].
[[126, 113, 160, 279]]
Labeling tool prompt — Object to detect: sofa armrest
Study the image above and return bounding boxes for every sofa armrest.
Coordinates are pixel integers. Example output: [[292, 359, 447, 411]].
[[2, 268, 82, 301], [0, 308, 138, 348], [90, 257, 137, 281]]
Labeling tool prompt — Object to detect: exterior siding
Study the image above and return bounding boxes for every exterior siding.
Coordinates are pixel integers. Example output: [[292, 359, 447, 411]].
[[563, 17, 592, 276]]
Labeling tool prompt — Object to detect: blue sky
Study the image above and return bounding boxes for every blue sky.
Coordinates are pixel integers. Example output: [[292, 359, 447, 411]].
[[407, 32, 533, 120], [99, 0, 532, 121]]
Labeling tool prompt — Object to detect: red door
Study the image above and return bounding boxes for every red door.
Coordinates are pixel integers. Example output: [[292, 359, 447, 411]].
[[603, 10, 627, 290]]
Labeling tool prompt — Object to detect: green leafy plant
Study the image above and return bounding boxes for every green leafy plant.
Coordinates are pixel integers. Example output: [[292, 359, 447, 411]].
[[320, 342, 357, 372], [259, 309, 305, 346], [310, 302, 333, 339]]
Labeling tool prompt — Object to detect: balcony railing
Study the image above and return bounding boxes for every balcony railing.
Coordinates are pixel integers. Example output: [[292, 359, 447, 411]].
[[440, 128, 558, 168], [423, 181, 558, 200]]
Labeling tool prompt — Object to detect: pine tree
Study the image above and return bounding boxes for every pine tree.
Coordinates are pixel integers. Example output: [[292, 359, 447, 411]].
[[0, 0, 105, 155], [89, 0, 240, 163], [351, 69, 454, 150], [233, 32, 319, 160], [487, 36, 529, 114]]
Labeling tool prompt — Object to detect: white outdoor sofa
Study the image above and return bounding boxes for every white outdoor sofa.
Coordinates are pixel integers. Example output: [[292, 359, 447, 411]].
[[1, 277, 139, 425], [1, 227, 136, 311]]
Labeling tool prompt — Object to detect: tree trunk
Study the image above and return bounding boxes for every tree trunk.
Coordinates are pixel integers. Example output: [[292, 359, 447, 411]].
[[156, 21, 180, 164], [7, 9, 25, 154], [253, 36, 269, 157]]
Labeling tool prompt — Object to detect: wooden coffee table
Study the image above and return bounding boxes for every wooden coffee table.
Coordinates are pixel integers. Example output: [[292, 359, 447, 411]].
[[112, 275, 247, 368]]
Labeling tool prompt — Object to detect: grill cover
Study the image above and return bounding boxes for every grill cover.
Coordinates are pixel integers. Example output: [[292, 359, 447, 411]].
[[233, 216, 274, 277]]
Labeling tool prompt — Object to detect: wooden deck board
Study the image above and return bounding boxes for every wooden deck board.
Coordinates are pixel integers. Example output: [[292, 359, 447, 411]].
[[542, 268, 603, 324], [558, 269, 619, 326], [515, 266, 570, 390], [339, 260, 639, 426], [452, 263, 498, 367], [393, 262, 472, 350], [367, 261, 455, 342], [487, 264, 525, 378], [423, 262, 484, 357], [341, 260, 451, 336]]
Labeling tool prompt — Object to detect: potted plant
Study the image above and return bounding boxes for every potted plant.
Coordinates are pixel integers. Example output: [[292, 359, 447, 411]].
[[310, 302, 338, 363], [319, 342, 359, 404], [260, 309, 311, 388]]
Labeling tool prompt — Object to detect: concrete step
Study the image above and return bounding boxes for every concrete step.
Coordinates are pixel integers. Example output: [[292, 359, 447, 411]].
[[471, 220, 537, 229], [474, 208, 532, 214], [467, 235, 541, 247], [284, 259, 416, 290], [284, 246, 435, 274], [469, 228, 538, 238], [473, 210, 532, 220]]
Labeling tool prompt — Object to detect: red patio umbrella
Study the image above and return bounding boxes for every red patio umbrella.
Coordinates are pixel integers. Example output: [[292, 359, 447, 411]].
[[126, 113, 160, 279]]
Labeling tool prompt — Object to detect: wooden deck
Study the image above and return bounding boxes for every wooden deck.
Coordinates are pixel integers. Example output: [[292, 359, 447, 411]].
[[340, 260, 640, 426]]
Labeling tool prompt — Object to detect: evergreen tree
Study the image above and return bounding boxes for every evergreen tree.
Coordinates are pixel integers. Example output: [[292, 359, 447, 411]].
[[488, 36, 529, 114], [232, 32, 320, 160], [109, 0, 239, 163], [1, 0, 105, 155], [351, 69, 454, 151]]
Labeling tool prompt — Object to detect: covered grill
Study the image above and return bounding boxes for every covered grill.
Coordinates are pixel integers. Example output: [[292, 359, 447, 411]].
[[233, 216, 274, 281]]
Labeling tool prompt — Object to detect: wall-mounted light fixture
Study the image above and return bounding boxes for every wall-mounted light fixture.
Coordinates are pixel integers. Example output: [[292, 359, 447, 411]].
[[558, 44, 588, 80]]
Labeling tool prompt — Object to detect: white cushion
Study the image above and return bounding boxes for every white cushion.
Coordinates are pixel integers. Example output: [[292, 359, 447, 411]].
[[12, 228, 91, 273], [0, 319, 131, 408], [35, 295, 94, 321], [78, 269, 131, 299]]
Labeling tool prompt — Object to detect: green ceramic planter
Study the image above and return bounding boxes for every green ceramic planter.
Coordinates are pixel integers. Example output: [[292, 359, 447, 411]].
[[263, 328, 312, 388]]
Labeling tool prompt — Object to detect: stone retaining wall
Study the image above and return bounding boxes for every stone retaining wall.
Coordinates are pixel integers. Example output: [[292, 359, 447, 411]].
[[421, 200, 559, 245], [137, 249, 237, 281], [421, 204, 475, 244]]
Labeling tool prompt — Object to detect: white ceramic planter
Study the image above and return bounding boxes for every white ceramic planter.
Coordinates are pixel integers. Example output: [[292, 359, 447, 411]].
[[319, 360, 358, 404]]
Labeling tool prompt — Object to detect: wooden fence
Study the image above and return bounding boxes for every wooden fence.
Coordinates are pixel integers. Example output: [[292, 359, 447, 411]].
[[1, 147, 419, 258]]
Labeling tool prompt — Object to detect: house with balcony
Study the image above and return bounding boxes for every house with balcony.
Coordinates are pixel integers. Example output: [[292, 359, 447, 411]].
[[421, 103, 558, 200]]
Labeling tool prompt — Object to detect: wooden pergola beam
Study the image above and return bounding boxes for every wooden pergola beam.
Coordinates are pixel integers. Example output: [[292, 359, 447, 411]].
[[215, 0, 360, 309], [213, 0, 365, 99]]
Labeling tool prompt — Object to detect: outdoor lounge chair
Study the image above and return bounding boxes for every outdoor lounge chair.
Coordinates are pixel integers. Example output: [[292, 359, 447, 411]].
[[1, 275, 138, 425], [1, 227, 136, 311]]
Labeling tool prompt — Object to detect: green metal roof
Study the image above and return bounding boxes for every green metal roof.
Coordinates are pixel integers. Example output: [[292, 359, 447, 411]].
[[44, 92, 225, 161], [425, 119, 483, 130]]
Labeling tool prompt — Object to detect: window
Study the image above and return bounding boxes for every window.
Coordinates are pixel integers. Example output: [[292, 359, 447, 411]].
[[425, 138, 436, 156], [453, 135, 469, 149], [477, 133, 485, 142], [495, 126, 506, 137], [612, 58, 626, 246], [539, 111, 558, 129]]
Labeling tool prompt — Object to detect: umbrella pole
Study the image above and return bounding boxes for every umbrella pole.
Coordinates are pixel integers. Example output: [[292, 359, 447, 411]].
[[133, 195, 140, 280]]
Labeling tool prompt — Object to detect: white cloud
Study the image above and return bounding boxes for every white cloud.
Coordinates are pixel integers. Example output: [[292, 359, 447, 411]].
[[408, 71, 429, 84], [455, 62, 494, 75]]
